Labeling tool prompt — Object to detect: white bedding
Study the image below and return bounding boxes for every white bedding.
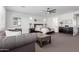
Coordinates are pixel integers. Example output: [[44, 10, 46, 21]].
[[41, 27, 49, 34], [35, 25, 43, 31]]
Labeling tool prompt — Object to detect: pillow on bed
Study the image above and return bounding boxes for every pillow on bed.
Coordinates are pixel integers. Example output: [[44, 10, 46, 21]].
[[35, 25, 42, 31], [41, 27, 50, 34]]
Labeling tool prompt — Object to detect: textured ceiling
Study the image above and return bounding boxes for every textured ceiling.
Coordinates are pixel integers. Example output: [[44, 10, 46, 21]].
[[5, 6, 79, 16]]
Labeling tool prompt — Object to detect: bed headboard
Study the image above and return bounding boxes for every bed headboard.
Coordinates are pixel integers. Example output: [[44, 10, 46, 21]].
[[34, 24, 43, 29]]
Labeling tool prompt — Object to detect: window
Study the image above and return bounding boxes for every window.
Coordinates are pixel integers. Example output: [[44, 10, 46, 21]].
[[13, 17, 21, 26]]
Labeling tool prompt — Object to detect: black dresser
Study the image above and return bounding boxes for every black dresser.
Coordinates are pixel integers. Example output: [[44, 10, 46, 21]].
[[59, 27, 73, 34]]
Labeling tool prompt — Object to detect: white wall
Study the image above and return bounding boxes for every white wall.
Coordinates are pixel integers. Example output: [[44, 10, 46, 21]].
[[58, 12, 74, 27], [6, 10, 43, 34], [76, 15, 79, 27], [46, 16, 59, 32], [73, 14, 79, 36], [0, 6, 6, 31]]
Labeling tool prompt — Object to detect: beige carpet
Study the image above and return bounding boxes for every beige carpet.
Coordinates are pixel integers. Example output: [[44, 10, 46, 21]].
[[35, 33, 79, 52]]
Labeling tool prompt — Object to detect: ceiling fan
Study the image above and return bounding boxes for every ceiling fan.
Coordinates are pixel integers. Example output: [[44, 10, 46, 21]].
[[41, 8, 56, 14]]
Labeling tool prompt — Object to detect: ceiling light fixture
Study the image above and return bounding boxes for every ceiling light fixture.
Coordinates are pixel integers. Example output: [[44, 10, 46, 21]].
[[40, 8, 56, 14]]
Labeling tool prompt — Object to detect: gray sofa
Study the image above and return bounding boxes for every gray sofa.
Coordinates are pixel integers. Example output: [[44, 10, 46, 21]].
[[0, 33, 37, 52]]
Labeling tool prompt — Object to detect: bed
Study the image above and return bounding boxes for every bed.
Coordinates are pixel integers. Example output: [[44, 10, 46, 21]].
[[30, 24, 55, 34]]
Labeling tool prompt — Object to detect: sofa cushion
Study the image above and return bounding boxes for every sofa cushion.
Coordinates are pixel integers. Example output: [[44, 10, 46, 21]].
[[0, 31, 6, 37], [0, 33, 37, 51], [5, 30, 21, 37]]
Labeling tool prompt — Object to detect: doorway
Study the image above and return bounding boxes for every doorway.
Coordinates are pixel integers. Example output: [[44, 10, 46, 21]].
[[73, 14, 79, 36]]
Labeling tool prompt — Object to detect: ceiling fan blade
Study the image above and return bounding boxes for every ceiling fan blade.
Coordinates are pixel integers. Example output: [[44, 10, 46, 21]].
[[48, 9, 56, 13], [40, 8, 56, 14]]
